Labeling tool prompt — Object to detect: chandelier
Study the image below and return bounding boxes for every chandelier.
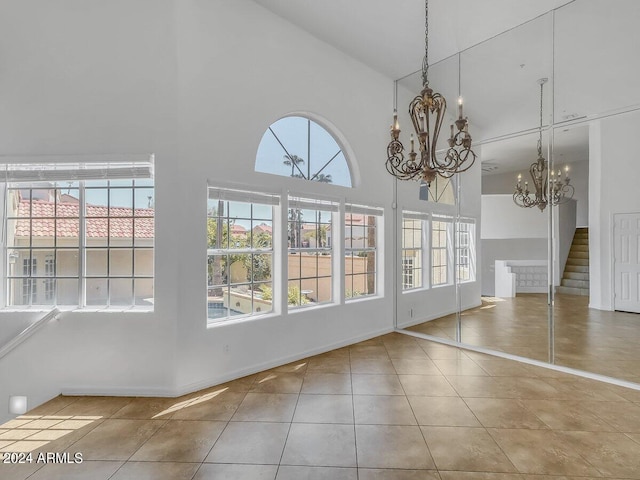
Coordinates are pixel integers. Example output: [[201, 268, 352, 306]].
[[386, 0, 476, 186], [513, 78, 574, 211]]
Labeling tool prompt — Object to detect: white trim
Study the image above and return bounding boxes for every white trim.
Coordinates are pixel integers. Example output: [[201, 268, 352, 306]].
[[402, 211, 429, 221], [208, 186, 280, 205]]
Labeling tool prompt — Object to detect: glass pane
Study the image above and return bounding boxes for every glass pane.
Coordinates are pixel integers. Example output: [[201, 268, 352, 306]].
[[86, 218, 109, 246], [253, 282, 272, 314], [251, 253, 272, 283], [7, 250, 30, 277], [86, 278, 108, 306], [287, 252, 302, 281], [110, 249, 133, 276], [86, 249, 108, 276], [134, 278, 154, 306], [109, 179, 134, 188], [109, 188, 133, 209], [287, 280, 304, 307], [134, 188, 154, 212], [208, 294, 230, 321], [133, 218, 154, 246], [56, 219, 79, 246], [7, 279, 32, 306], [134, 178, 154, 187], [134, 249, 154, 276], [251, 221, 272, 249], [227, 253, 250, 284], [109, 218, 133, 246], [56, 278, 78, 305], [315, 277, 332, 303], [208, 254, 228, 288], [56, 189, 80, 216], [300, 253, 318, 279], [252, 204, 272, 221], [350, 274, 368, 297], [110, 278, 133, 306], [56, 249, 79, 276], [84, 179, 108, 187], [85, 189, 108, 213]]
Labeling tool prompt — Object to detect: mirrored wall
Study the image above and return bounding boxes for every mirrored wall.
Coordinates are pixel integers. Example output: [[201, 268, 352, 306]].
[[397, 0, 640, 384]]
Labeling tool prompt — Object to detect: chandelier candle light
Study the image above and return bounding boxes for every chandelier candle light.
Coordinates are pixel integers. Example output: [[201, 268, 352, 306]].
[[386, 0, 476, 185], [513, 78, 574, 211]]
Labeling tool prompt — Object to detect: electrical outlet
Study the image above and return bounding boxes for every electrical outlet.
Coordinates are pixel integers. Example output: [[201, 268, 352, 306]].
[[409, 308, 413, 318], [223, 344, 229, 354]]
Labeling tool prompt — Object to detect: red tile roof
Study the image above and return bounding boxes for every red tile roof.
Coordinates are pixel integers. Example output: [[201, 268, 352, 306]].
[[15, 200, 154, 238]]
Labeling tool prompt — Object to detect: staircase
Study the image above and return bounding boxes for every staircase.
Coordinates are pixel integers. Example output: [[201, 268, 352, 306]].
[[557, 227, 589, 296]]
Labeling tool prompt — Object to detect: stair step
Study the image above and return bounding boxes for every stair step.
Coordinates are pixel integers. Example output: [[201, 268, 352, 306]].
[[561, 278, 590, 288], [566, 258, 589, 266], [565, 265, 589, 273], [563, 271, 589, 281], [556, 286, 589, 296], [569, 251, 589, 260], [570, 244, 589, 252]]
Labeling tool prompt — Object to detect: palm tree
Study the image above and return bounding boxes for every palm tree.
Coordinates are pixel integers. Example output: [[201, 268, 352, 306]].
[[283, 154, 305, 178], [314, 173, 333, 183]]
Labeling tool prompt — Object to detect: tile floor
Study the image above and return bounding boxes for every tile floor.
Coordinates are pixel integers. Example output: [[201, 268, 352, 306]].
[[408, 294, 640, 383], [2, 332, 640, 479]]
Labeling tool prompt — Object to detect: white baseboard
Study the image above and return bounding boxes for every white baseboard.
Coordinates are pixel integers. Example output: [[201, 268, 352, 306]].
[[397, 300, 482, 329]]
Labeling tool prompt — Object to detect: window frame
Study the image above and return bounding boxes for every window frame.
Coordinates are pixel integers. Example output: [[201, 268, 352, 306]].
[[206, 188, 278, 324], [344, 204, 382, 301], [456, 220, 476, 284], [401, 212, 428, 292], [3, 162, 154, 310], [431, 216, 454, 288]]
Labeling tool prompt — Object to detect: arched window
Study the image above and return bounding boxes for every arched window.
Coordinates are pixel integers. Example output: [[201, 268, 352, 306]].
[[255, 116, 352, 187]]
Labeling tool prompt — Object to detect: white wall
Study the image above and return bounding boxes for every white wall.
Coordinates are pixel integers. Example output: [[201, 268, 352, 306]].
[[589, 110, 640, 310], [0, 0, 399, 422]]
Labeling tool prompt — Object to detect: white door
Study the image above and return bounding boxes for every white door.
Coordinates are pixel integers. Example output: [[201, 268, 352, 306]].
[[614, 213, 640, 313]]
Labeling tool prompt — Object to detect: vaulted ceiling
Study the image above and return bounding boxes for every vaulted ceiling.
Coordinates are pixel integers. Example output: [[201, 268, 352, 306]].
[[251, 0, 573, 80]]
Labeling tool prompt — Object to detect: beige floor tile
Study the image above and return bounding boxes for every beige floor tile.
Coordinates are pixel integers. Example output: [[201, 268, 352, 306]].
[[293, 394, 354, 424], [520, 476, 604, 480], [355, 425, 434, 469], [111, 397, 181, 420], [69, 418, 164, 460], [129, 420, 225, 462], [194, 463, 278, 480], [301, 373, 352, 394], [269, 360, 309, 374], [521, 399, 616, 431], [439, 473, 523, 480], [206, 422, 289, 464], [0, 461, 44, 480], [0, 429, 40, 441], [558, 430, 640, 477], [54, 396, 133, 418], [281, 423, 356, 467], [353, 396, 416, 425], [110, 461, 200, 480], [422, 426, 518, 473], [487, 428, 602, 476], [26, 460, 123, 480], [231, 393, 298, 422], [398, 375, 457, 396], [418, 342, 469, 360], [470, 358, 537, 377], [358, 469, 441, 479], [251, 373, 304, 394], [349, 345, 388, 358], [384, 345, 430, 359], [433, 358, 489, 376], [407, 396, 481, 427], [26, 396, 79, 416], [464, 398, 549, 429], [446, 376, 562, 399], [350, 358, 396, 374], [390, 358, 441, 375], [276, 465, 357, 480], [580, 400, 640, 432], [352, 374, 404, 395], [306, 357, 351, 373], [170, 391, 246, 421]]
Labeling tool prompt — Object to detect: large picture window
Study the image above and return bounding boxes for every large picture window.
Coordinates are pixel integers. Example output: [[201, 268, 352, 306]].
[[345, 205, 382, 300], [207, 188, 277, 323], [4, 162, 154, 309]]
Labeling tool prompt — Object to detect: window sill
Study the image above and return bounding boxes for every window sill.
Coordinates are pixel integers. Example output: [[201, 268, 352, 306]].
[[401, 287, 428, 294], [207, 311, 279, 328], [1, 306, 154, 314]]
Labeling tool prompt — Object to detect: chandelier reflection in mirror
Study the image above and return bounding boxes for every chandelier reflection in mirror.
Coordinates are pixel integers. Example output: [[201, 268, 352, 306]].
[[513, 78, 574, 211], [386, 0, 476, 186]]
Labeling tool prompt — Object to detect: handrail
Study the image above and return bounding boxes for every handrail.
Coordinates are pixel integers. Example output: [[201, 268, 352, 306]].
[[0, 308, 61, 360]]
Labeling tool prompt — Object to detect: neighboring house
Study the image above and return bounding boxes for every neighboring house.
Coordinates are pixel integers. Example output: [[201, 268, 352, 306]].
[[6, 190, 154, 306]]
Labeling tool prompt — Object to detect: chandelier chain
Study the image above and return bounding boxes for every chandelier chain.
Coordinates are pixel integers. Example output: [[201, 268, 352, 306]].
[[537, 80, 543, 157], [422, 0, 429, 87]]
